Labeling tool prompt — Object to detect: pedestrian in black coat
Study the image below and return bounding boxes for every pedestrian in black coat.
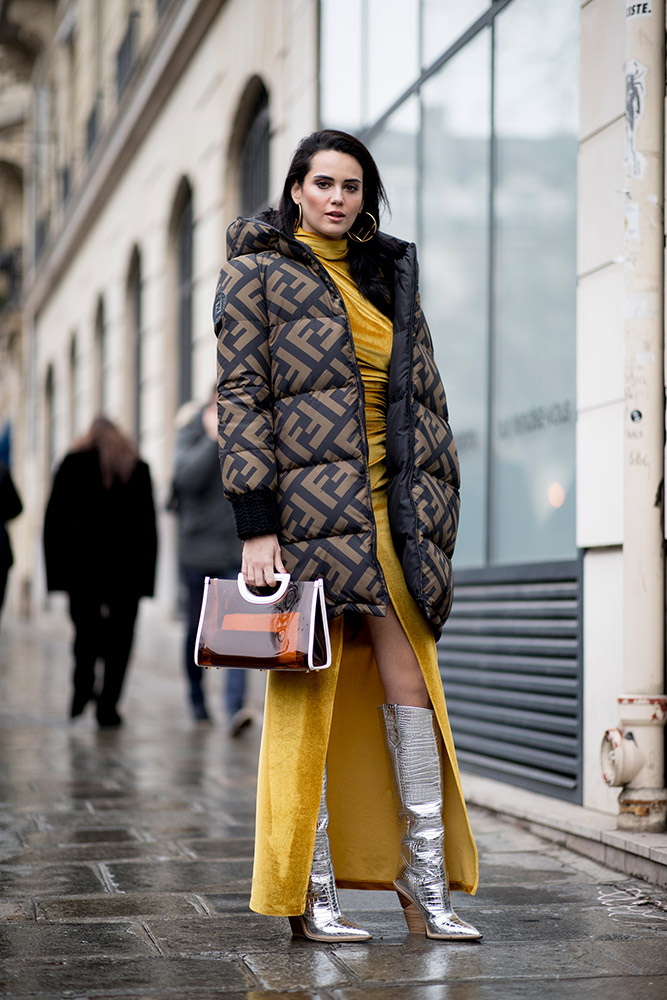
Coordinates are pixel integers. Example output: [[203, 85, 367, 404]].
[[0, 459, 23, 620], [171, 393, 248, 730], [44, 417, 158, 727]]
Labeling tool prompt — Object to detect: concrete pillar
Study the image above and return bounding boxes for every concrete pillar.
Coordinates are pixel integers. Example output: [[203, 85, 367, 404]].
[[619, 0, 667, 832]]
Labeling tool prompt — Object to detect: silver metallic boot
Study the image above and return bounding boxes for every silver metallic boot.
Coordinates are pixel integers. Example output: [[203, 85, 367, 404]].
[[380, 704, 482, 940], [288, 766, 372, 942]]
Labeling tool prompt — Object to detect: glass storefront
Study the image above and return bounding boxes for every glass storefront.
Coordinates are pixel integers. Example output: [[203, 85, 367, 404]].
[[320, 0, 578, 570], [421, 28, 491, 567], [492, 0, 578, 564]]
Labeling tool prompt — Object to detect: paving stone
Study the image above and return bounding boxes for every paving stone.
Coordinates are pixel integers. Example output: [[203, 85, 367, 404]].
[[28, 783, 128, 800], [91, 994, 318, 1000], [476, 903, 667, 942], [0, 900, 33, 920], [177, 837, 255, 859], [144, 913, 293, 954], [333, 939, 631, 983], [0, 864, 106, 896], [0, 957, 254, 995], [35, 893, 204, 921], [329, 977, 667, 1000], [103, 859, 252, 893], [472, 828, 563, 853], [480, 850, 583, 874], [0, 920, 156, 960], [244, 948, 352, 990], [196, 908, 408, 952], [449, 881, 632, 909], [476, 859, 584, 886], [21, 826, 142, 845], [89, 797, 198, 813], [597, 939, 667, 975], [11, 811, 145, 831], [1, 841, 186, 863], [201, 892, 255, 914]]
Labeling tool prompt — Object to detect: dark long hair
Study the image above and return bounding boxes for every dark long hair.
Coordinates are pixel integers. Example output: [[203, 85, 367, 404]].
[[72, 416, 138, 489], [276, 129, 396, 317]]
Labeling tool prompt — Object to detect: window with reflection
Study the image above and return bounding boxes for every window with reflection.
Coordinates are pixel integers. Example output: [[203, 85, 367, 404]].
[[127, 248, 142, 444], [367, 0, 419, 122], [241, 87, 270, 218], [320, 0, 579, 570], [175, 186, 193, 407], [320, 0, 364, 129], [421, 0, 489, 68], [68, 334, 79, 442], [491, 0, 578, 563], [420, 29, 491, 567], [44, 365, 56, 478], [94, 296, 108, 414], [368, 97, 419, 244]]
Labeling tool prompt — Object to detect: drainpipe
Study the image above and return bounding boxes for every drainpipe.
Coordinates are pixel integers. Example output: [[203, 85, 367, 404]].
[[618, 1, 666, 832]]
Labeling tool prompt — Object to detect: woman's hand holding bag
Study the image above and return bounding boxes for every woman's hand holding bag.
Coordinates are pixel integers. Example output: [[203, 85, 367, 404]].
[[242, 534, 286, 588]]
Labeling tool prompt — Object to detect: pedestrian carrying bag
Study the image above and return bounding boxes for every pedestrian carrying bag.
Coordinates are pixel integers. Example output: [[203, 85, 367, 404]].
[[195, 573, 331, 671]]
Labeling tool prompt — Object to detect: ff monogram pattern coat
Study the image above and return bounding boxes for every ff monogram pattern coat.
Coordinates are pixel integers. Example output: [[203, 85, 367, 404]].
[[213, 212, 460, 637]]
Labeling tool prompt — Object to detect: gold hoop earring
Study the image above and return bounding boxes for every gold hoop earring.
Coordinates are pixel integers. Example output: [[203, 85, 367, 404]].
[[293, 203, 303, 233], [348, 211, 378, 243]]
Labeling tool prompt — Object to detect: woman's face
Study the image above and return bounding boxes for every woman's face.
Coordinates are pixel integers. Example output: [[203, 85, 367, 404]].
[[291, 149, 364, 240]]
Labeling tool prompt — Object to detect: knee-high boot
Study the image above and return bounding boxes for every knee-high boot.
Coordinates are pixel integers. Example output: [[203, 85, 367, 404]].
[[380, 704, 482, 940], [288, 765, 372, 942]]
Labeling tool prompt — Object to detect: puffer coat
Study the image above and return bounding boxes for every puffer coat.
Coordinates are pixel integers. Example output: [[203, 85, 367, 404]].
[[213, 212, 460, 636]]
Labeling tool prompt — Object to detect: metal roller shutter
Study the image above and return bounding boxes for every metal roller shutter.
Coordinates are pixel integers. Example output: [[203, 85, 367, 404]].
[[439, 559, 583, 803]]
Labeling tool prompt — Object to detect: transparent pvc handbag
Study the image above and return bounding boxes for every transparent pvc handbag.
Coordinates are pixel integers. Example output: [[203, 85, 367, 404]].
[[195, 573, 331, 671]]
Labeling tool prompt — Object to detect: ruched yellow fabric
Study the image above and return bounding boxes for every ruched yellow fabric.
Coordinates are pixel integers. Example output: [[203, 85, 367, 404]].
[[248, 230, 478, 915]]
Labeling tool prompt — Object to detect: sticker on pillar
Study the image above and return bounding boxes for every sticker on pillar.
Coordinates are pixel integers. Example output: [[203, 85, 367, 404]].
[[624, 196, 640, 243], [626, 3, 652, 18], [625, 59, 648, 179]]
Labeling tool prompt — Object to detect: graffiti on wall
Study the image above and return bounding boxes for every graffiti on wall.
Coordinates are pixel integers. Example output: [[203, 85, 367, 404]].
[[625, 58, 648, 179]]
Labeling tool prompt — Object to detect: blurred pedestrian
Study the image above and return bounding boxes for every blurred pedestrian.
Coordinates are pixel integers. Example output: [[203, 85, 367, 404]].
[[213, 130, 480, 941], [171, 391, 251, 733], [0, 458, 23, 622], [43, 417, 157, 728]]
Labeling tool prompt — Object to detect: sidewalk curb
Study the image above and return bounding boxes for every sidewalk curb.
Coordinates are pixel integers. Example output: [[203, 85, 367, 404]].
[[462, 772, 667, 888]]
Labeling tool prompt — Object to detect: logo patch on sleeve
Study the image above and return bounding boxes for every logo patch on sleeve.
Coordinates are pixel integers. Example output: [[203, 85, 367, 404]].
[[213, 288, 226, 327]]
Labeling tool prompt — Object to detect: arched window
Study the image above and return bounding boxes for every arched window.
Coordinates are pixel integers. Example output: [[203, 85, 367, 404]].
[[240, 84, 270, 217], [226, 78, 271, 222], [94, 296, 108, 413], [169, 179, 194, 408], [126, 247, 143, 442]]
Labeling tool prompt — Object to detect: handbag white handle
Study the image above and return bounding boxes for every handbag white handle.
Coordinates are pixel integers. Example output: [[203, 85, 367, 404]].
[[236, 572, 291, 604]]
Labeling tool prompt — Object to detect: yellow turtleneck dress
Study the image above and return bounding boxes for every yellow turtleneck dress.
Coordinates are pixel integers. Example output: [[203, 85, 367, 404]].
[[248, 230, 478, 916]]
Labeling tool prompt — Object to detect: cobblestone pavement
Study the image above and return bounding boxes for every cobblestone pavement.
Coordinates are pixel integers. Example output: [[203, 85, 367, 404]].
[[1, 621, 667, 999]]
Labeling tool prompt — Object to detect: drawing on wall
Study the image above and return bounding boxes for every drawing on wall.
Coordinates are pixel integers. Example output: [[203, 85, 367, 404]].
[[625, 58, 647, 179]]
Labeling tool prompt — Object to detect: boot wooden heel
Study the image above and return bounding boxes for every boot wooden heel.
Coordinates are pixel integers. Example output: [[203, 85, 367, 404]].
[[288, 915, 307, 938], [396, 889, 426, 934]]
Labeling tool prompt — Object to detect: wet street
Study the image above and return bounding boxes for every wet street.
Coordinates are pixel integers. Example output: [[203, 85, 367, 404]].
[[1, 620, 667, 999]]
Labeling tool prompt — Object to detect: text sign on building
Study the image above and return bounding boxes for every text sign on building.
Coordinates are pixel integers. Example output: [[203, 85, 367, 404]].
[[626, 2, 652, 17]]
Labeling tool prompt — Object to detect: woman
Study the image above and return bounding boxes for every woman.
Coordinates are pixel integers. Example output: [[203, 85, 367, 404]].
[[214, 130, 480, 941], [44, 417, 157, 728]]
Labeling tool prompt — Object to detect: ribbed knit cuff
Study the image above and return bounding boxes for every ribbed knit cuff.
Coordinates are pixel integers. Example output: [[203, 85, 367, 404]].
[[229, 490, 281, 540]]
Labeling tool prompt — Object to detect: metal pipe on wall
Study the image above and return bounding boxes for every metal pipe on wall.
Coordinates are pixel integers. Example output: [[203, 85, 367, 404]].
[[619, 0, 666, 832]]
